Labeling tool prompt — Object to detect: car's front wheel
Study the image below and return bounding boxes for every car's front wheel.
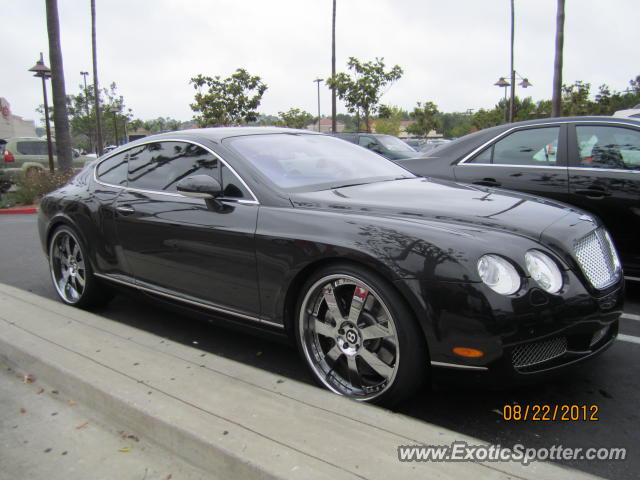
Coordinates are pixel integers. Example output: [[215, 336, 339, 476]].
[[295, 264, 427, 406], [48, 225, 112, 308]]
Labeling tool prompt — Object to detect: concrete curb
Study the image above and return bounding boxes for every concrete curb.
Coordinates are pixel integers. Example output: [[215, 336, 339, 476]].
[[0, 207, 37, 214], [0, 284, 603, 480]]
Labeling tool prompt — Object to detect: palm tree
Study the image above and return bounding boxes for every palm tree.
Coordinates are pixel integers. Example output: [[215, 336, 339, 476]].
[[45, 0, 73, 171], [91, 0, 104, 155], [552, 0, 565, 117], [331, 0, 337, 133]]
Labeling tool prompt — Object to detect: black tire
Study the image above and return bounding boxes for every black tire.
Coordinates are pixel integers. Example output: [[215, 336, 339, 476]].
[[294, 262, 428, 406], [48, 225, 113, 309]]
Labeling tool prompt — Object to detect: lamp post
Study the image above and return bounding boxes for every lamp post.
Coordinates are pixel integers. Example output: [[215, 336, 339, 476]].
[[494, 77, 511, 124], [313, 78, 322, 132], [29, 53, 54, 173], [108, 106, 119, 145], [80, 71, 92, 151], [495, 74, 532, 124]]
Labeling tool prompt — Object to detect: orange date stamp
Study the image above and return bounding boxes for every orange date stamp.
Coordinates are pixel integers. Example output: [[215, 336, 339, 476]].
[[502, 404, 599, 421]]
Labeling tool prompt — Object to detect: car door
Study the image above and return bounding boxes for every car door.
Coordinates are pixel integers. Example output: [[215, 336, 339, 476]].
[[453, 125, 570, 204], [567, 122, 640, 277], [113, 140, 261, 316]]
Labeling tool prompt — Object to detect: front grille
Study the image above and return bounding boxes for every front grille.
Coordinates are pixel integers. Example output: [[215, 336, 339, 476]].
[[574, 228, 620, 289], [512, 336, 567, 369]]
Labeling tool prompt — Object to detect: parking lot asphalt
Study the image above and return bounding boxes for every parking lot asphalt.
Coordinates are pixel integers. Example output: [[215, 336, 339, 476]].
[[1, 214, 638, 480]]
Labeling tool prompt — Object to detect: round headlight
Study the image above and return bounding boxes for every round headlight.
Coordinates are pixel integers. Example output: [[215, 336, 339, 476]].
[[525, 250, 563, 294], [477, 254, 521, 295]]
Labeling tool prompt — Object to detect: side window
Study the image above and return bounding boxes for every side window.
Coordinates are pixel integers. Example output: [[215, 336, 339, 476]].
[[470, 127, 561, 166], [96, 151, 128, 186], [576, 125, 640, 170], [127, 142, 220, 192], [220, 163, 252, 199], [358, 136, 378, 150]]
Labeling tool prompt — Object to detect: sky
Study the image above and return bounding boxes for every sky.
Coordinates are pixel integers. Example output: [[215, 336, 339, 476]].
[[1, 0, 638, 124]]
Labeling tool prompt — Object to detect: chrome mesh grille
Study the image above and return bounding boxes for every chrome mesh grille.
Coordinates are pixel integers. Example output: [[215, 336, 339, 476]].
[[574, 228, 620, 289], [512, 337, 567, 369]]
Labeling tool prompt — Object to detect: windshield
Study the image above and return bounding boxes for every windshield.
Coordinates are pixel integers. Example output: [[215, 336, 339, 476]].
[[225, 133, 414, 190], [377, 135, 416, 152]]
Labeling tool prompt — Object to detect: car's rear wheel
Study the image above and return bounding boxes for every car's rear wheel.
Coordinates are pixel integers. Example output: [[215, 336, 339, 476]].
[[48, 226, 112, 308], [295, 264, 427, 406]]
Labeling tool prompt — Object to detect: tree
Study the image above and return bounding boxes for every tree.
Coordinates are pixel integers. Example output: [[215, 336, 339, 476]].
[[327, 57, 403, 133], [562, 81, 592, 116], [90, 0, 104, 155], [407, 102, 442, 137], [61, 82, 133, 151], [45, 0, 73, 171], [276, 108, 314, 129], [375, 105, 404, 136], [552, 0, 565, 117], [190, 69, 267, 127], [331, 0, 337, 133]]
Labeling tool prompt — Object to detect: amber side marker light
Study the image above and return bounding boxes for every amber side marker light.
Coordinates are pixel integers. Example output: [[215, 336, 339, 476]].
[[453, 347, 484, 358]]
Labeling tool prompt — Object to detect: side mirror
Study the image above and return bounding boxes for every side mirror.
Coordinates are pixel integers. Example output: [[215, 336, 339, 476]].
[[176, 175, 222, 199]]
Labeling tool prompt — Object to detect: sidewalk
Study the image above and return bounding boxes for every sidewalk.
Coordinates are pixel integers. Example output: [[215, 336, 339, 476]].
[[0, 283, 602, 480]]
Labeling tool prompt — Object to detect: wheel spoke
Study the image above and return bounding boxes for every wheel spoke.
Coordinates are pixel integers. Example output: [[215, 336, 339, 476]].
[[324, 344, 342, 366], [313, 316, 335, 338], [360, 322, 392, 341], [358, 348, 393, 380], [346, 355, 361, 388], [323, 285, 343, 322], [72, 244, 80, 261], [75, 272, 86, 289], [347, 285, 369, 323], [77, 259, 85, 270], [63, 235, 71, 256]]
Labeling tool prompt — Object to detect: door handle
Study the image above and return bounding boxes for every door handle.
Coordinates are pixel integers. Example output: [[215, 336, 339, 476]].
[[473, 178, 501, 187], [115, 205, 136, 215], [575, 189, 611, 198]]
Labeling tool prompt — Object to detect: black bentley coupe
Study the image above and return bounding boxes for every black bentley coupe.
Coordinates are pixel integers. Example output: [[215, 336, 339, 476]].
[[38, 128, 623, 405]]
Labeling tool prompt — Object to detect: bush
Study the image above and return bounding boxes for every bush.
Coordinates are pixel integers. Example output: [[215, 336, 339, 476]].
[[12, 170, 74, 205]]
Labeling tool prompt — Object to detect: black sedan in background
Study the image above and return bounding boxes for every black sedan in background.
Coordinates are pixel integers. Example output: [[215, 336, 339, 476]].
[[397, 117, 640, 279], [38, 128, 622, 405]]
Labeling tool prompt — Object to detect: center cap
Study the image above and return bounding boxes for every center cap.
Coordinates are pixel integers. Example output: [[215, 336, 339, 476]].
[[346, 330, 358, 344]]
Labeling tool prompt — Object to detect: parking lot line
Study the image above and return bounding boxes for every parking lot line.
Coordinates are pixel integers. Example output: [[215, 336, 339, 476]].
[[621, 313, 640, 322], [618, 334, 640, 345]]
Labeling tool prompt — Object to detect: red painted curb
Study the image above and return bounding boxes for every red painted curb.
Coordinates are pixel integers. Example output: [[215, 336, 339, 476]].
[[0, 208, 37, 215]]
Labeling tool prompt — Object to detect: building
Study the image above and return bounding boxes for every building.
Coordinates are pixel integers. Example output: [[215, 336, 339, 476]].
[[307, 118, 345, 133], [0, 98, 37, 139]]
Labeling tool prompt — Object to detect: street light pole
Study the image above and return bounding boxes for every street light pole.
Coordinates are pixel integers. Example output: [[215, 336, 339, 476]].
[[314, 78, 322, 132], [109, 106, 119, 145], [494, 77, 511, 124], [80, 70, 92, 152], [29, 53, 54, 173]]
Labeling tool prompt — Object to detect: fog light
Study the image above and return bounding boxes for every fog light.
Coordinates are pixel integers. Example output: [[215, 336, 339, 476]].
[[453, 347, 484, 358]]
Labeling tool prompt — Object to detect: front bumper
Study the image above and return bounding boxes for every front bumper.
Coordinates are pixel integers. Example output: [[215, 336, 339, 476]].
[[401, 271, 624, 383]]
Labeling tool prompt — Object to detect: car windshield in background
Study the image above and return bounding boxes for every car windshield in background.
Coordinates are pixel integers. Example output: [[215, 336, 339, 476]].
[[225, 133, 413, 190], [377, 135, 416, 152]]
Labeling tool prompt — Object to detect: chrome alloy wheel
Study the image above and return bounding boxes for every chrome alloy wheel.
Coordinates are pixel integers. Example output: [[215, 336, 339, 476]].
[[49, 229, 87, 304], [298, 274, 399, 400]]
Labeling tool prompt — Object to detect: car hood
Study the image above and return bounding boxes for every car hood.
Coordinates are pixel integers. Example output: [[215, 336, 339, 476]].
[[290, 177, 590, 246]]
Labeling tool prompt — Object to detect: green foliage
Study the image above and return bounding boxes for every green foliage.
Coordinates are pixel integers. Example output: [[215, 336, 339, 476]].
[[276, 108, 314, 129], [190, 69, 268, 127], [407, 102, 442, 137], [327, 57, 403, 132], [375, 105, 405, 136], [129, 117, 183, 134], [12, 170, 73, 205]]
